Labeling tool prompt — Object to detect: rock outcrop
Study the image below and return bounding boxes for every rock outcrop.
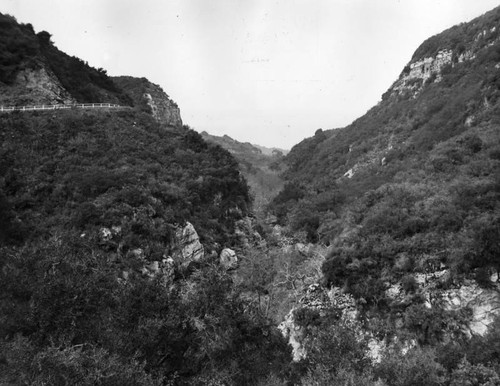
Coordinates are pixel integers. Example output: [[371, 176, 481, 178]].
[[386, 269, 500, 337], [143, 90, 182, 127], [441, 283, 500, 336], [0, 67, 75, 106], [279, 284, 358, 361], [278, 311, 307, 361], [281, 273, 500, 363], [173, 222, 204, 264], [219, 248, 238, 270], [113, 76, 182, 127], [388, 24, 499, 99], [390, 49, 454, 97]]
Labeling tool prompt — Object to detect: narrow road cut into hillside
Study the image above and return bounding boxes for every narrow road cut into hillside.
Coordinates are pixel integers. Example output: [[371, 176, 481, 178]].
[[0, 103, 130, 113]]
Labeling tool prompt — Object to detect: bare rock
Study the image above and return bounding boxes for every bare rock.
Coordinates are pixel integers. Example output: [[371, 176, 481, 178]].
[[278, 311, 307, 361], [0, 67, 75, 105], [220, 248, 238, 270], [173, 222, 204, 264], [113, 76, 182, 127], [440, 283, 500, 336]]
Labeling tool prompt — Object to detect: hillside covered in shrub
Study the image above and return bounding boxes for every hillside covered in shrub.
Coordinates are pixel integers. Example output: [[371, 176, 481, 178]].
[[3, 4, 500, 385], [200, 131, 286, 214], [253, 6, 500, 385], [0, 107, 298, 384], [0, 13, 132, 105], [270, 6, 500, 251]]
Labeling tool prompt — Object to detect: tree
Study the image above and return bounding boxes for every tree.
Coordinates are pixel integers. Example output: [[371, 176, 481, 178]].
[[238, 250, 277, 317], [36, 30, 52, 45], [375, 347, 446, 386], [469, 215, 500, 277], [450, 359, 500, 386], [299, 309, 371, 380]]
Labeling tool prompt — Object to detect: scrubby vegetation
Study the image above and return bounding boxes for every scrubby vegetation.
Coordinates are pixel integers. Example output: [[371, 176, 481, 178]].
[[0, 110, 296, 384], [0, 12, 132, 104], [269, 5, 500, 259], [261, 5, 500, 384], [200, 132, 286, 215], [38, 37, 132, 105], [3, 4, 500, 385], [0, 13, 39, 84], [0, 110, 250, 248]]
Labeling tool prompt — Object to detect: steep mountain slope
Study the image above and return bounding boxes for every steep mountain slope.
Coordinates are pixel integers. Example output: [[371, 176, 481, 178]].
[[0, 13, 129, 105], [0, 12, 183, 130], [272, 6, 500, 243], [3, 6, 500, 385], [0, 14, 293, 385], [200, 131, 286, 213], [0, 110, 250, 249], [0, 106, 287, 386], [266, 6, 500, 383]]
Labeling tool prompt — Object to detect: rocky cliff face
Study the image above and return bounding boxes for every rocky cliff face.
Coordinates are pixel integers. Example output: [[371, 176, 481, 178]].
[[113, 76, 183, 127], [0, 66, 75, 106], [387, 23, 499, 99], [143, 90, 182, 127]]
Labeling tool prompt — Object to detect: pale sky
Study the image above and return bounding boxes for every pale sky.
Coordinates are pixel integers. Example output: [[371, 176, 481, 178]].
[[2, 0, 500, 148]]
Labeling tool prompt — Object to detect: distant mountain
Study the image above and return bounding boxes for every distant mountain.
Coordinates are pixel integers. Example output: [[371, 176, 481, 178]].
[[200, 131, 286, 213], [200, 132, 288, 157], [253, 143, 289, 157]]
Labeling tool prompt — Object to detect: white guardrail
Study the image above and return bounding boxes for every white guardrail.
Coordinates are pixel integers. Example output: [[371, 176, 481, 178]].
[[0, 103, 126, 112]]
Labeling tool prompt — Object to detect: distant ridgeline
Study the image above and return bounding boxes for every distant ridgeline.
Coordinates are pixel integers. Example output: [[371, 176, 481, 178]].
[[0, 12, 182, 127], [200, 131, 287, 213]]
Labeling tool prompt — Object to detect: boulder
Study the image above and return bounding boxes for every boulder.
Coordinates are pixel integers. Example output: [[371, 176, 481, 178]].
[[130, 248, 144, 259], [220, 248, 238, 270], [173, 222, 204, 263], [100, 227, 112, 241], [99, 226, 121, 242]]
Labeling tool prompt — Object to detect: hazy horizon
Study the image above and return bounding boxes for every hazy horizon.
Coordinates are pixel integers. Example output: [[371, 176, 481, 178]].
[[3, 0, 500, 148]]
